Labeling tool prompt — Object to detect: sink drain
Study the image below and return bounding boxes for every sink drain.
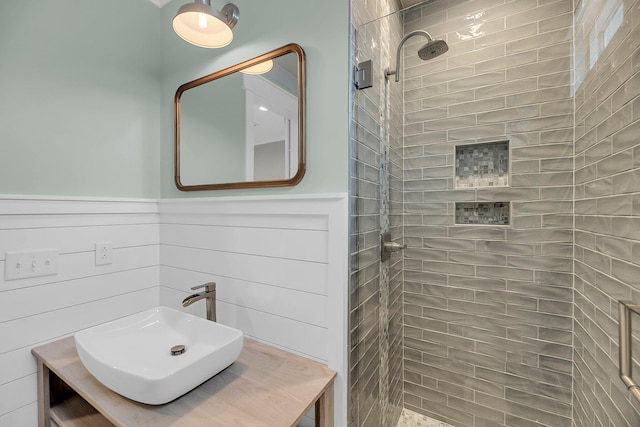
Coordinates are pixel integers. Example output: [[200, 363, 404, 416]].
[[170, 345, 186, 356]]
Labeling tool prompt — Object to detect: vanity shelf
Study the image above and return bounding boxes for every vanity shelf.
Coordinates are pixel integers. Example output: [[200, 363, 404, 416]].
[[32, 336, 336, 427], [50, 394, 112, 427]]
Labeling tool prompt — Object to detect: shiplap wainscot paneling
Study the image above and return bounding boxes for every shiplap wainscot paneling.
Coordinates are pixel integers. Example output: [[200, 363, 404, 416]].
[[0, 195, 160, 427], [158, 194, 348, 427], [0, 193, 348, 427]]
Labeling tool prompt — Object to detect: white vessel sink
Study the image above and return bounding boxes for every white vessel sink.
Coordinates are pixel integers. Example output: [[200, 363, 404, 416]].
[[74, 306, 243, 405]]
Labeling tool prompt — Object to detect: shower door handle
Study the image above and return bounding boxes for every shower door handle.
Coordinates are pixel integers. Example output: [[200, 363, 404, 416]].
[[381, 232, 406, 261]]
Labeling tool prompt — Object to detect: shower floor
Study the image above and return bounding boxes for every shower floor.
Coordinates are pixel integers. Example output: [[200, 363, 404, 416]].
[[396, 408, 453, 427]]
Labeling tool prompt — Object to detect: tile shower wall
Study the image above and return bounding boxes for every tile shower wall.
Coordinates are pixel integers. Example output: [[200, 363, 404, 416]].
[[385, 13, 405, 427], [573, 0, 640, 426], [350, 0, 403, 426], [401, 1, 574, 426]]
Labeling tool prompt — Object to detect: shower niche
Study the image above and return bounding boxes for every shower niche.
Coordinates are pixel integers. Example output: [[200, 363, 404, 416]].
[[455, 140, 510, 225], [455, 140, 509, 188], [455, 202, 510, 225]]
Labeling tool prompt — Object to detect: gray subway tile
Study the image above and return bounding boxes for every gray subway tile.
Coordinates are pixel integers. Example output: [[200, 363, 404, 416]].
[[507, 86, 572, 107], [511, 172, 572, 187], [540, 186, 573, 201], [506, 0, 573, 28], [596, 102, 633, 140], [476, 50, 537, 74], [506, 28, 571, 55], [448, 124, 507, 140], [539, 71, 572, 89], [476, 77, 538, 100], [507, 114, 573, 133], [612, 168, 640, 195], [476, 22, 538, 49], [538, 12, 573, 32], [506, 57, 571, 80], [512, 143, 573, 160], [449, 98, 506, 117], [477, 105, 539, 124]]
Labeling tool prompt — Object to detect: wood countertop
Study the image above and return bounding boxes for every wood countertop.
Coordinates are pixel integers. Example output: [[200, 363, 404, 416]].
[[32, 336, 336, 427]]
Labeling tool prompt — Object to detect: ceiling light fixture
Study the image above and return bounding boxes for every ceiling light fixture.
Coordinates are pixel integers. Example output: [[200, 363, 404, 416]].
[[172, 0, 239, 48]]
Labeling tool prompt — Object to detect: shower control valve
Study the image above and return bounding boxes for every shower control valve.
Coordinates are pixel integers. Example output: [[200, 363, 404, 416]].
[[380, 232, 406, 262], [384, 241, 407, 252]]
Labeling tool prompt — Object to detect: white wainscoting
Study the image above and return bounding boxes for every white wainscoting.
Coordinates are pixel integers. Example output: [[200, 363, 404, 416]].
[[0, 193, 348, 427], [158, 193, 349, 427], [0, 195, 160, 426]]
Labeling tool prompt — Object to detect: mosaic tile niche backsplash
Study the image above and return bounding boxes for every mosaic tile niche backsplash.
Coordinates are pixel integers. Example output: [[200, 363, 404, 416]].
[[455, 202, 510, 225], [455, 141, 509, 188]]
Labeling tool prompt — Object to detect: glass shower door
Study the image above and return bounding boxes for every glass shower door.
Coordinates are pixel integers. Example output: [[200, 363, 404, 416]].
[[349, 9, 404, 427]]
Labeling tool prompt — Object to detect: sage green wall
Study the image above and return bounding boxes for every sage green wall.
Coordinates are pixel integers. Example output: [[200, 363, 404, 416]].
[[0, 0, 349, 198], [160, 0, 350, 197], [0, 0, 162, 197]]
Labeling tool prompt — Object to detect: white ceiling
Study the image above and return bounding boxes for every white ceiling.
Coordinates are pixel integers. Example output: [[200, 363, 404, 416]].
[[150, 0, 432, 16], [148, 0, 172, 8], [152, 0, 430, 11]]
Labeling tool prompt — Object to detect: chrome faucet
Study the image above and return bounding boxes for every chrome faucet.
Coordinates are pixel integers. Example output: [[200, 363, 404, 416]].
[[182, 282, 216, 321]]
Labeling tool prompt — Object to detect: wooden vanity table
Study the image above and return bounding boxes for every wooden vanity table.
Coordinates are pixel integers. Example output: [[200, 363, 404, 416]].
[[32, 337, 336, 427]]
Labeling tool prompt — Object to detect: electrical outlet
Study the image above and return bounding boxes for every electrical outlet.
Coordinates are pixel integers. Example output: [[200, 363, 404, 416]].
[[5, 249, 59, 280], [95, 242, 113, 266]]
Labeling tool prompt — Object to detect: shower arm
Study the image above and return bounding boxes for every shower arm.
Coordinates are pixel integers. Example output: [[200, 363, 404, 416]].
[[385, 30, 434, 83]]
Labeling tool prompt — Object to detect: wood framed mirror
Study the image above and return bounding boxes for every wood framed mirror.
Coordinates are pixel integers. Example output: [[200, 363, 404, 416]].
[[175, 43, 305, 191]]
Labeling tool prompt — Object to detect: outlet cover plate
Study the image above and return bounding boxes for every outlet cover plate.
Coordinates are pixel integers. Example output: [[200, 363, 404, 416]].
[[95, 242, 113, 266]]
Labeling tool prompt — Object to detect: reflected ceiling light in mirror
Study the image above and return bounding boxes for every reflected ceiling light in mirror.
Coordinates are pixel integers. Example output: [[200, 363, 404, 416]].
[[240, 60, 274, 75], [173, 0, 239, 48], [258, 106, 269, 112]]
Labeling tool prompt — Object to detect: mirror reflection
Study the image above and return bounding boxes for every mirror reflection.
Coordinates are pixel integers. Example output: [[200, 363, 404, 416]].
[[175, 44, 305, 191]]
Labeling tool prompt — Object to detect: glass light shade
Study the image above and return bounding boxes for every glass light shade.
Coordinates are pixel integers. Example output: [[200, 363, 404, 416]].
[[173, 6, 233, 48], [240, 60, 274, 75]]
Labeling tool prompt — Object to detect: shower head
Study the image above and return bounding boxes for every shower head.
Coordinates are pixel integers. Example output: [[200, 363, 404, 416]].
[[417, 38, 449, 60], [385, 30, 448, 83]]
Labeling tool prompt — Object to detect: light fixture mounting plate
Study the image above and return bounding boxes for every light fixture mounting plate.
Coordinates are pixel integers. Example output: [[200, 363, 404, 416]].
[[220, 3, 239, 29]]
